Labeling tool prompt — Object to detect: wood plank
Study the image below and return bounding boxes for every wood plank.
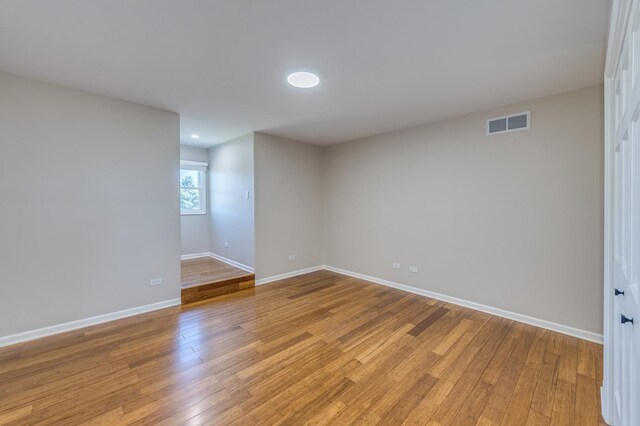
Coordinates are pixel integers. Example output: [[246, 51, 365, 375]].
[[550, 379, 576, 426], [557, 335, 578, 384], [408, 307, 450, 336], [500, 329, 549, 425], [529, 350, 560, 418], [430, 317, 512, 425], [574, 373, 599, 425], [576, 339, 597, 379], [476, 325, 537, 424], [0, 405, 33, 425]]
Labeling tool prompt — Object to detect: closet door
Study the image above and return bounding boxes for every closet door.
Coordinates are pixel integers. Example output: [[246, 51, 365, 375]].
[[611, 13, 640, 425]]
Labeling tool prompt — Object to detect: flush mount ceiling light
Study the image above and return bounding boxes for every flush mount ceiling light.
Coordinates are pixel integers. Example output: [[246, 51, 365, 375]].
[[287, 71, 320, 88], [190, 134, 200, 139]]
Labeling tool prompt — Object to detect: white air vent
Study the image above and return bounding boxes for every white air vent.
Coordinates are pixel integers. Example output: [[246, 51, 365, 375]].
[[486, 111, 530, 135]]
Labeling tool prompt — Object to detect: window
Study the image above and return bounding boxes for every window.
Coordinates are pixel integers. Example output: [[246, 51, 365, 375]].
[[180, 161, 207, 215]]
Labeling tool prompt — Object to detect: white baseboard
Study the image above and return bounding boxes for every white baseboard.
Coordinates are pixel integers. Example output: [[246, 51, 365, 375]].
[[324, 265, 604, 344], [0, 298, 181, 348], [255, 265, 326, 286], [180, 252, 254, 273], [207, 252, 254, 273], [180, 252, 210, 260], [3, 265, 602, 348]]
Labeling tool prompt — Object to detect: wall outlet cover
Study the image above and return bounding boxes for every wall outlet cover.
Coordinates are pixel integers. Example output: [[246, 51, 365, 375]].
[[149, 278, 162, 286]]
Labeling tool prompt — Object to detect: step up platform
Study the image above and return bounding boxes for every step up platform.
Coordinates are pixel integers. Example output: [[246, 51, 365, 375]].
[[181, 257, 255, 304]]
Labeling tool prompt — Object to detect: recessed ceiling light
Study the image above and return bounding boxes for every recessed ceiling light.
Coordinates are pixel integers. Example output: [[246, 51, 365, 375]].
[[287, 71, 320, 89], [190, 134, 200, 139]]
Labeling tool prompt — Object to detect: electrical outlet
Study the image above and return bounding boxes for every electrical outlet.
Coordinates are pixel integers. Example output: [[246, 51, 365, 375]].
[[224, 242, 229, 248], [149, 277, 162, 286], [289, 254, 296, 261], [245, 191, 250, 200], [392, 262, 400, 269], [409, 266, 418, 273]]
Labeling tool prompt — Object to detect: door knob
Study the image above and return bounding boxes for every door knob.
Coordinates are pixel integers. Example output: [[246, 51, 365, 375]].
[[621, 314, 634, 325], [615, 288, 625, 296]]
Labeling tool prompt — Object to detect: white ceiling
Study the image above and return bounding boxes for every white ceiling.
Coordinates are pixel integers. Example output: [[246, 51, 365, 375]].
[[0, 0, 610, 147]]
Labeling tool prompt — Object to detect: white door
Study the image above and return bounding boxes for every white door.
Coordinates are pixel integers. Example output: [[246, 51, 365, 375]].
[[612, 34, 640, 426]]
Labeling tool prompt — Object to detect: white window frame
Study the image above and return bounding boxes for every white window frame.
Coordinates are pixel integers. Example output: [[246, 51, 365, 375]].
[[180, 160, 208, 216]]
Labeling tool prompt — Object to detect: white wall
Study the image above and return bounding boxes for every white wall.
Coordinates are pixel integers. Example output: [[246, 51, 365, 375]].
[[254, 133, 325, 280], [324, 85, 604, 334], [0, 72, 181, 338], [208, 133, 254, 267], [180, 145, 210, 256]]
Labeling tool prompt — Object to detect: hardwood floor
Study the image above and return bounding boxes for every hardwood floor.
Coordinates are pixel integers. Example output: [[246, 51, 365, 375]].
[[0, 270, 604, 425], [181, 257, 254, 304]]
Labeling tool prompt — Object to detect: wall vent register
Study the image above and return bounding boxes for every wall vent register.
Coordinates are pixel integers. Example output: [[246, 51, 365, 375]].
[[486, 111, 530, 135]]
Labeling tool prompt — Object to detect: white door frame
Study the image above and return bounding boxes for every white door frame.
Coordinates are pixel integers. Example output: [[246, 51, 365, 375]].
[[604, 1, 635, 423], [604, 72, 614, 426]]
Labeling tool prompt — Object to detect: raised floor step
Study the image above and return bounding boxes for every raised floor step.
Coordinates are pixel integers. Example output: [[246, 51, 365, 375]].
[[181, 256, 254, 304], [181, 274, 255, 304]]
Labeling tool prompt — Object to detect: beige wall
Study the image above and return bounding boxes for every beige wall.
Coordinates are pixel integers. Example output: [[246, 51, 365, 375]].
[[180, 145, 210, 255], [0, 73, 602, 339], [0, 72, 181, 337], [254, 133, 325, 280], [324, 85, 604, 334], [208, 134, 254, 267]]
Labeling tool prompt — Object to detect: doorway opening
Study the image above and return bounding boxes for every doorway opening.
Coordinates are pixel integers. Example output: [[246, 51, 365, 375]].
[[179, 136, 255, 304]]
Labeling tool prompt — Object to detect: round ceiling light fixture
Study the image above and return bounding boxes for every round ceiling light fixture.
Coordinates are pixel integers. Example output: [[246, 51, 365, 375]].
[[190, 134, 200, 139], [287, 71, 320, 89]]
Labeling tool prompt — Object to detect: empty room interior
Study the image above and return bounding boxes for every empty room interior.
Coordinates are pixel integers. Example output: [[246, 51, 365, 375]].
[[0, 1, 638, 425]]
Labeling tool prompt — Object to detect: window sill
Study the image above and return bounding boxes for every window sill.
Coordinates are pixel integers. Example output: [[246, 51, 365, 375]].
[[181, 211, 207, 216]]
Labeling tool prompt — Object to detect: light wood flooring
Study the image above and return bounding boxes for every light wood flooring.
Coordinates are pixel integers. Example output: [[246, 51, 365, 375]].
[[0, 270, 604, 425], [181, 257, 254, 304]]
